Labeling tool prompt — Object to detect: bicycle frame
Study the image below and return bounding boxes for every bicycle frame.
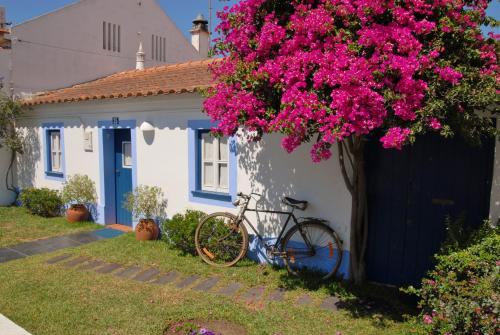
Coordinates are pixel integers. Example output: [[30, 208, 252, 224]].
[[235, 194, 305, 253]]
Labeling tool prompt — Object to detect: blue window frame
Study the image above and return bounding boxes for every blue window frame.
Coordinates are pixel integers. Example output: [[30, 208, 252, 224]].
[[188, 120, 237, 208], [43, 123, 65, 180]]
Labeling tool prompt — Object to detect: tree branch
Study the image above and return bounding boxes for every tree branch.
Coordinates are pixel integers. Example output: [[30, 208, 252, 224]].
[[338, 142, 354, 195]]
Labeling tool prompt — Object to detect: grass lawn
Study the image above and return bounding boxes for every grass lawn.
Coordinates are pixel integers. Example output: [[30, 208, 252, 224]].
[[0, 232, 424, 335], [0, 206, 100, 247]]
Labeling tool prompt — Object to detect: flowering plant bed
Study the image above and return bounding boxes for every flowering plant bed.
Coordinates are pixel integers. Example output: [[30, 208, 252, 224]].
[[164, 320, 246, 335]]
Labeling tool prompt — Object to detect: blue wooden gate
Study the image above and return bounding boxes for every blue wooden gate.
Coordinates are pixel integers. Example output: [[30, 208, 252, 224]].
[[114, 129, 133, 226], [365, 134, 495, 286]]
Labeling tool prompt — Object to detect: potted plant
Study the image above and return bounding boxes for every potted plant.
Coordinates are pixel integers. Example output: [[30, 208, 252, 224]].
[[124, 185, 167, 241], [61, 174, 97, 223]]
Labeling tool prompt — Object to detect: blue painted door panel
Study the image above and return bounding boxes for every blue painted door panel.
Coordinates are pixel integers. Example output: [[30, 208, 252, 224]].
[[365, 134, 495, 286], [114, 129, 133, 226]]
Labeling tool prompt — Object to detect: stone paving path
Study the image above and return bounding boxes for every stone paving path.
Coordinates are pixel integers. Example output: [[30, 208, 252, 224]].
[[0, 229, 125, 264], [45, 253, 342, 312]]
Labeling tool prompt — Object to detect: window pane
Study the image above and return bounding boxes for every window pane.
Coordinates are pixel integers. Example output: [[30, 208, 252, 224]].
[[123, 142, 132, 167], [112, 24, 116, 51], [219, 137, 228, 161], [51, 132, 60, 151], [202, 133, 214, 160], [103, 22, 106, 49], [117, 25, 121, 52], [108, 23, 111, 50], [51, 152, 60, 171], [151, 35, 154, 59], [203, 162, 214, 187], [219, 163, 228, 189]]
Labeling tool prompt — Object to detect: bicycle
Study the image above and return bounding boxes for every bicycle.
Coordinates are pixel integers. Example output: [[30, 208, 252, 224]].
[[194, 192, 343, 280]]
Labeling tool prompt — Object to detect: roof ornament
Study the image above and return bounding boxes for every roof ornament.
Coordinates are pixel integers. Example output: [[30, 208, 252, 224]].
[[136, 32, 145, 70], [192, 14, 209, 33]]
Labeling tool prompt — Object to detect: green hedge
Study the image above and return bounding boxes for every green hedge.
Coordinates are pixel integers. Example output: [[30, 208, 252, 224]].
[[20, 188, 63, 217], [162, 210, 206, 255], [408, 230, 499, 334]]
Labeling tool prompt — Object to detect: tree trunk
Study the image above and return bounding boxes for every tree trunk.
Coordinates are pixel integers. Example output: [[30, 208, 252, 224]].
[[338, 136, 368, 284]]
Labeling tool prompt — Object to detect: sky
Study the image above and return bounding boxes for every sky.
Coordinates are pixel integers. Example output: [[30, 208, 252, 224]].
[[0, 0, 239, 39], [0, 0, 498, 38]]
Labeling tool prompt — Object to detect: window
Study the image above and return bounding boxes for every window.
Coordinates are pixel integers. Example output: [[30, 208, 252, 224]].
[[188, 120, 237, 207], [102, 21, 121, 53], [201, 132, 229, 193], [43, 123, 65, 180], [122, 142, 132, 168], [151, 34, 166, 62], [49, 130, 62, 172]]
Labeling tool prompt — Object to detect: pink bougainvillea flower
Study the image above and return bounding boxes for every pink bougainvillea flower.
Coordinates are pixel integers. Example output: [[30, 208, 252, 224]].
[[380, 127, 412, 149]]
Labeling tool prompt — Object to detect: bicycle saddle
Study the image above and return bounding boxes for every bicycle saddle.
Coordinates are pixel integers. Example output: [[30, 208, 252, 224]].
[[283, 197, 308, 211]]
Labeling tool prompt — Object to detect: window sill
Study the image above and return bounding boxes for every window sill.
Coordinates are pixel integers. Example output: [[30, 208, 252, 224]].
[[45, 171, 64, 179], [191, 190, 232, 203]]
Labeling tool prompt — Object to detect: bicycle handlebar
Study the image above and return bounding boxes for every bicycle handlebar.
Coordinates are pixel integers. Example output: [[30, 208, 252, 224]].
[[237, 192, 261, 199]]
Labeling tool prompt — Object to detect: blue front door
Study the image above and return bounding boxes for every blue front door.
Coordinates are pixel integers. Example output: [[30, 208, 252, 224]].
[[114, 129, 133, 225]]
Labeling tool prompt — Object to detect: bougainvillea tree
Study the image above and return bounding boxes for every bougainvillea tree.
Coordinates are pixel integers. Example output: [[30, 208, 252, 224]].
[[203, 0, 499, 283]]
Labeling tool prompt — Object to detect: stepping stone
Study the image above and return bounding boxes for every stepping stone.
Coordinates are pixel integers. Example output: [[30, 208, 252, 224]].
[[192, 277, 220, 292], [217, 282, 242, 297], [0, 248, 26, 263], [297, 294, 313, 306], [175, 275, 200, 289], [39, 236, 82, 250], [267, 288, 287, 302], [9, 240, 55, 256], [46, 253, 72, 264], [151, 271, 180, 285], [78, 259, 106, 270], [95, 263, 122, 274], [66, 232, 102, 244], [242, 286, 265, 302], [114, 266, 142, 278], [63, 256, 90, 268], [320, 296, 340, 312], [132, 267, 160, 282]]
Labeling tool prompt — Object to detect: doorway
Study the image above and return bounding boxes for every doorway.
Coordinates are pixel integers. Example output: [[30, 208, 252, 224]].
[[99, 124, 135, 227]]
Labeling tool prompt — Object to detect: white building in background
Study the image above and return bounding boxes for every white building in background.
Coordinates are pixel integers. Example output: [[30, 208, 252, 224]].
[[0, 0, 209, 97]]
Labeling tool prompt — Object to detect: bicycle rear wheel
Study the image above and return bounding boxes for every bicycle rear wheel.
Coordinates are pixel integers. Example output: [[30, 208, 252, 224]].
[[282, 221, 343, 280], [195, 212, 249, 267]]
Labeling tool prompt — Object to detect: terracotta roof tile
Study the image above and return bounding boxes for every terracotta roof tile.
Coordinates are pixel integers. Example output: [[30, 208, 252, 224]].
[[24, 59, 217, 106]]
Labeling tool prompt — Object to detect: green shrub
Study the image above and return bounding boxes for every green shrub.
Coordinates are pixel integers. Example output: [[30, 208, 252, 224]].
[[407, 229, 499, 335], [440, 216, 499, 255], [124, 185, 167, 220], [162, 210, 206, 255], [20, 188, 62, 217], [61, 174, 97, 206]]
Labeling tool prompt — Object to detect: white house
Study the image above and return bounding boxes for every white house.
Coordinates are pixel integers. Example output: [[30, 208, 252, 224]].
[[6, 58, 500, 286], [0, 0, 208, 97]]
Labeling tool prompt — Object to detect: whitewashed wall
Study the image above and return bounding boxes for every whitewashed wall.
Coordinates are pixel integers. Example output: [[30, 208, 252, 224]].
[[0, 0, 202, 95], [17, 94, 353, 251], [0, 147, 15, 205]]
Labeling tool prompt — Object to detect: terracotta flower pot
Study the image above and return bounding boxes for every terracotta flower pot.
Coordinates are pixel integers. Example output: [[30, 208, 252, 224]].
[[135, 219, 159, 241], [66, 204, 90, 223]]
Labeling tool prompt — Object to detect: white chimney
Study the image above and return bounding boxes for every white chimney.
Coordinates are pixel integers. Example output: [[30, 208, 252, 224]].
[[190, 14, 209, 58], [136, 41, 145, 70]]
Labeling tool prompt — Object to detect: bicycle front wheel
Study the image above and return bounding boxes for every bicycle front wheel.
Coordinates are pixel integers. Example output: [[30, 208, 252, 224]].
[[282, 221, 343, 280], [195, 212, 249, 267]]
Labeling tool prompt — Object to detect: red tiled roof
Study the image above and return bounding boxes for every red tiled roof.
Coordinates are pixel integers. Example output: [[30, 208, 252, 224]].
[[24, 59, 217, 106]]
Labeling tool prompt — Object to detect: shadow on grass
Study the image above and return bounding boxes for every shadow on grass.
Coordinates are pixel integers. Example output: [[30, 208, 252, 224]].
[[273, 265, 419, 325]]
